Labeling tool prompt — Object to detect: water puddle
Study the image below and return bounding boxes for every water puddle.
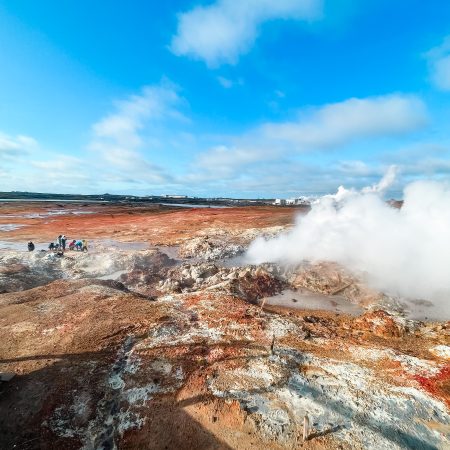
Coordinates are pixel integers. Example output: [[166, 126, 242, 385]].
[[93, 239, 149, 251], [264, 288, 364, 316], [0, 199, 104, 202], [99, 270, 128, 281], [402, 298, 450, 321], [0, 240, 48, 251], [160, 203, 230, 208], [0, 224, 24, 231], [153, 245, 181, 260], [0, 210, 94, 219]]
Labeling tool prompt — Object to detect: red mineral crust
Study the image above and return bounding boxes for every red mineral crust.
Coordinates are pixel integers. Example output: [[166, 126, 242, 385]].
[[0, 202, 299, 245], [414, 365, 450, 408], [0, 202, 449, 449]]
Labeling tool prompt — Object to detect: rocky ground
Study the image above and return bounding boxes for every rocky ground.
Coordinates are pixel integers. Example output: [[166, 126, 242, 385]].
[[0, 202, 449, 449]]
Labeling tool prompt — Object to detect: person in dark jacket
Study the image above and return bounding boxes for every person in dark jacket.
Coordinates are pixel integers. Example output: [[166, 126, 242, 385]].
[[61, 235, 67, 251], [28, 241, 35, 251]]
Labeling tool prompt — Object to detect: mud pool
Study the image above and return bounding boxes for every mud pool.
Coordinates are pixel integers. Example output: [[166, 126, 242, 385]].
[[264, 288, 364, 316]]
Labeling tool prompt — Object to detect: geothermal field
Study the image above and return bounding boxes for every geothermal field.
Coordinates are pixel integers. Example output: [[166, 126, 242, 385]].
[[0, 199, 449, 449]]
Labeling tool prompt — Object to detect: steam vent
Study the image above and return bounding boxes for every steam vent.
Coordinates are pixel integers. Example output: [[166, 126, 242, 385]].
[[0, 201, 449, 449]]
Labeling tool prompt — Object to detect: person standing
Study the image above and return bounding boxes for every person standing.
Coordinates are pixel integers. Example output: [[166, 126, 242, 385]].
[[61, 235, 67, 251], [82, 239, 88, 252], [58, 235, 62, 248]]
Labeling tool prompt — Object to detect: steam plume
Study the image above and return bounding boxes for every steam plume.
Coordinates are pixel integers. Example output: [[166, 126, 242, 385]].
[[246, 168, 450, 314]]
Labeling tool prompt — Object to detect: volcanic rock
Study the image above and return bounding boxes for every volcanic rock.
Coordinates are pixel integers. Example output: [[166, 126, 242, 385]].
[[160, 263, 285, 303], [354, 310, 406, 338]]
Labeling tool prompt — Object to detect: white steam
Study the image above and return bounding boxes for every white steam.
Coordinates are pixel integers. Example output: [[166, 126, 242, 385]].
[[246, 168, 450, 313]]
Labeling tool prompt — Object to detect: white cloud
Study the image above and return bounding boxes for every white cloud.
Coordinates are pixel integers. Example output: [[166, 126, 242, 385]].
[[0, 88, 442, 198], [217, 76, 233, 88], [186, 94, 429, 190], [426, 36, 450, 91], [31, 155, 82, 171], [0, 132, 37, 159], [216, 76, 244, 88], [401, 156, 450, 179], [1, 151, 92, 193], [193, 94, 428, 175], [100, 147, 170, 183], [170, 0, 322, 66], [91, 82, 185, 151], [88, 82, 186, 184], [337, 160, 370, 174], [1, 83, 192, 194], [261, 94, 428, 149], [378, 142, 450, 179], [193, 144, 277, 180]]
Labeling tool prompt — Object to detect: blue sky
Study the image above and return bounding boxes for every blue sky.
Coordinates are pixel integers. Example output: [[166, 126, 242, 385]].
[[1, 0, 450, 197]]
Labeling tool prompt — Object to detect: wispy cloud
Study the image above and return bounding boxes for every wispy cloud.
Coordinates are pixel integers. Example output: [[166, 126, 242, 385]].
[[260, 94, 428, 150], [217, 76, 233, 88], [1, 149, 92, 193], [190, 93, 428, 181], [0, 132, 37, 159], [90, 82, 186, 152], [380, 142, 450, 179], [0, 83, 188, 193], [88, 82, 187, 184], [216, 76, 244, 88], [31, 155, 82, 171], [192, 144, 278, 181], [0, 88, 442, 198], [425, 36, 450, 91], [170, 0, 323, 66]]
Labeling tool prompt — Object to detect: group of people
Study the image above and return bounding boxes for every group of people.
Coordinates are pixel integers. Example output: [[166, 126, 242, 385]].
[[26, 235, 88, 253], [48, 235, 88, 252]]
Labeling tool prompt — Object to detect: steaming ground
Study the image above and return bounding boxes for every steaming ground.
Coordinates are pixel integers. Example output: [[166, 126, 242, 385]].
[[246, 173, 450, 319], [1, 201, 449, 449]]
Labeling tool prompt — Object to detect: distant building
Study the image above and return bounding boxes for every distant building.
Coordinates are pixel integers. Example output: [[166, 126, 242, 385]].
[[165, 195, 188, 199], [294, 197, 312, 206], [274, 197, 311, 206]]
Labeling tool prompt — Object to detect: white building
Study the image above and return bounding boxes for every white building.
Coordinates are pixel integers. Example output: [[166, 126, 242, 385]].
[[274, 197, 311, 206]]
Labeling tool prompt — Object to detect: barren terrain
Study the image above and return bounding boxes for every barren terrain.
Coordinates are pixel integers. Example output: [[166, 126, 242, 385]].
[[0, 202, 449, 449]]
